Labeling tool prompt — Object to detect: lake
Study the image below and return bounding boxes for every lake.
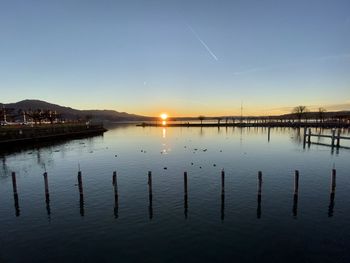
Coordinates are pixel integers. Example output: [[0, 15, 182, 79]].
[[0, 124, 349, 263]]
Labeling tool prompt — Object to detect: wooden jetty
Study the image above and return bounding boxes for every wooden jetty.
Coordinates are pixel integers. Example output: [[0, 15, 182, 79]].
[[304, 128, 350, 148]]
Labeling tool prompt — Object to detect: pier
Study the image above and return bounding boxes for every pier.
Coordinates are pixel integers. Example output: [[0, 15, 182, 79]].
[[303, 128, 350, 148]]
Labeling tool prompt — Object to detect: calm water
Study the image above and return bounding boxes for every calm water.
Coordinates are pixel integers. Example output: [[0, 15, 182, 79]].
[[0, 125, 350, 263]]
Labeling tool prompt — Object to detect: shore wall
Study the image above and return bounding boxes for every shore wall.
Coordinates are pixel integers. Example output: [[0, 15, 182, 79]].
[[0, 123, 107, 146]]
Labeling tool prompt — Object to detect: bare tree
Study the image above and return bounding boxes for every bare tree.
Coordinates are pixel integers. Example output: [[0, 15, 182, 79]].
[[292, 106, 308, 122], [216, 117, 222, 126], [198, 115, 205, 126], [318, 107, 326, 123]]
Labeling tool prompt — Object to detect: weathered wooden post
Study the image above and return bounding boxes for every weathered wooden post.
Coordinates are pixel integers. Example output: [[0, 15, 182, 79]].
[[328, 169, 336, 217], [257, 171, 262, 198], [257, 171, 262, 218], [330, 168, 336, 194], [292, 170, 299, 217], [336, 129, 341, 147], [221, 170, 225, 196], [184, 171, 188, 218], [294, 170, 299, 196], [331, 129, 336, 147], [43, 172, 51, 216], [12, 172, 20, 217], [148, 171, 153, 219], [77, 170, 84, 216], [43, 172, 50, 198], [12, 171, 18, 196], [308, 128, 312, 144], [113, 171, 118, 218], [184, 171, 188, 196], [221, 170, 225, 221]]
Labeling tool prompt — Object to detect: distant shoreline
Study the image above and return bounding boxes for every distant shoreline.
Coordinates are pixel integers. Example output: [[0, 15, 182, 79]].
[[137, 122, 350, 128]]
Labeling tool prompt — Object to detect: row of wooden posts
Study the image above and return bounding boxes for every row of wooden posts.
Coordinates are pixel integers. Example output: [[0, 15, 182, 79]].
[[303, 128, 350, 148], [10, 169, 337, 219]]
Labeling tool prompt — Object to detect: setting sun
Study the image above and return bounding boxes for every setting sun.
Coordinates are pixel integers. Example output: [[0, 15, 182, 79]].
[[160, 113, 168, 120]]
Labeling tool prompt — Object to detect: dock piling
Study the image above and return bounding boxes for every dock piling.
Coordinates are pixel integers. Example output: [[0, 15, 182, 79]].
[[294, 170, 299, 195], [336, 129, 341, 147], [257, 171, 262, 218], [11, 172, 20, 217], [328, 169, 336, 217], [221, 170, 225, 195], [331, 129, 336, 147], [43, 172, 51, 216], [330, 169, 336, 194], [77, 171, 84, 216], [113, 171, 118, 218], [148, 171, 153, 219], [184, 171, 188, 218], [292, 170, 299, 217], [308, 128, 312, 144]]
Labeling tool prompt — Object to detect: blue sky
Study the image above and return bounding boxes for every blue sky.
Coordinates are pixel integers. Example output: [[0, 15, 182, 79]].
[[0, 0, 349, 116]]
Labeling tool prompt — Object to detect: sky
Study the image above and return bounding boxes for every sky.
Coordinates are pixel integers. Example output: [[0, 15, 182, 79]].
[[0, 0, 349, 117]]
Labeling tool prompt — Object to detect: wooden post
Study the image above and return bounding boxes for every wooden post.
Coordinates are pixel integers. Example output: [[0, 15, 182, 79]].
[[148, 171, 153, 219], [331, 129, 336, 147], [292, 170, 299, 217], [336, 129, 341, 147], [221, 170, 225, 220], [308, 128, 311, 144], [221, 170, 225, 196], [294, 170, 299, 195], [257, 171, 262, 219], [113, 171, 118, 218], [12, 172, 20, 217], [328, 169, 336, 217], [330, 169, 336, 194], [77, 171, 84, 216], [303, 127, 307, 148], [257, 171, 262, 197], [148, 171, 152, 196], [184, 171, 188, 218], [43, 172, 49, 197], [112, 171, 116, 186], [43, 172, 51, 216], [12, 172, 18, 195], [184, 172, 188, 196]]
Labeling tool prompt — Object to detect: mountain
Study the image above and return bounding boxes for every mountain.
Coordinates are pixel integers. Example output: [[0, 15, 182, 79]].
[[0, 99, 151, 121]]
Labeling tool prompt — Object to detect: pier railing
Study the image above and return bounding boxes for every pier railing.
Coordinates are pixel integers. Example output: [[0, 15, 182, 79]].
[[303, 128, 350, 148]]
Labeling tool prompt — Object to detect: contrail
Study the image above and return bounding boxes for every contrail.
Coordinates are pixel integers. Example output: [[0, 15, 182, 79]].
[[188, 25, 218, 61]]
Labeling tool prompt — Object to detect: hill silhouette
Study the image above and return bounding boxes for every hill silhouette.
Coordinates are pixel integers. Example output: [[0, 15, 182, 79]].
[[0, 99, 150, 121]]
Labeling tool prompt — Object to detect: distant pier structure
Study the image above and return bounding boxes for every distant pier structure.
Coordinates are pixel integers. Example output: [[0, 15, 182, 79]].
[[303, 128, 350, 149]]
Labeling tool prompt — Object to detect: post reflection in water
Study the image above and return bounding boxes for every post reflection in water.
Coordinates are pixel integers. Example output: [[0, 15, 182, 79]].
[[12, 172, 20, 217], [43, 172, 51, 218], [77, 171, 85, 217]]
